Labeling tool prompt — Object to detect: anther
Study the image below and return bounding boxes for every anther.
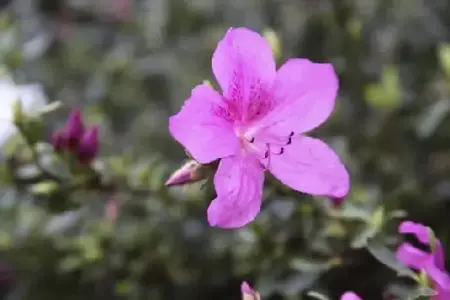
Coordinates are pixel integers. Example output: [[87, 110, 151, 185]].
[[249, 137, 255, 143], [275, 147, 284, 155], [289, 131, 294, 137], [264, 150, 269, 159], [286, 137, 292, 145]]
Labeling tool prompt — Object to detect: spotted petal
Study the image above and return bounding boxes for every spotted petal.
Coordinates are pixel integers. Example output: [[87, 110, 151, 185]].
[[266, 135, 349, 198], [169, 84, 239, 164]]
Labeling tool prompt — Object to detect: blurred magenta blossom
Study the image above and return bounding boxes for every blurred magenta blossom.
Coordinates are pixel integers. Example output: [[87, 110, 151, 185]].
[[169, 27, 349, 228], [165, 160, 206, 186], [396, 221, 450, 299], [240, 282, 260, 300], [0, 78, 47, 147], [51, 108, 99, 165], [340, 291, 362, 300]]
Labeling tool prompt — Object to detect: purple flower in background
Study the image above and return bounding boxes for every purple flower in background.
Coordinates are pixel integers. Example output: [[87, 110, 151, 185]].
[[396, 221, 450, 299], [51, 128, 68, 152], [169, 27, 349, 228], [241, 282, 260, 300], [340, 291, 362, 300], [76, 126, 99, 164], [64, 108, 85, 150]]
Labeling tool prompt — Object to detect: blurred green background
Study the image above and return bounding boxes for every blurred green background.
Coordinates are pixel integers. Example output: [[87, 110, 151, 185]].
[[0, 0, 449, 299]]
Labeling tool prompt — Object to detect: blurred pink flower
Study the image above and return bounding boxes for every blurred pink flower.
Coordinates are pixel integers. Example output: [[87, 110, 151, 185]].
[[165, 160, 206, 186], [64, 108, 85, 151], [340, 291, 362, 300], [240, 282, 260, 300], [77, 126, 99, 164], [396, 221, 450, 299], [51, 128, 68, 152], [169, 27, 349, 228]]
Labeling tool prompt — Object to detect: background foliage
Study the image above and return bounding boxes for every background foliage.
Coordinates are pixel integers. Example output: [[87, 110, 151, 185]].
[[0, 0, 449, 299]]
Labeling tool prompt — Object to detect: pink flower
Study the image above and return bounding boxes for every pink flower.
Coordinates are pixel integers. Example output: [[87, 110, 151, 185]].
[[340, 292, 362, 300], [396, 221, 450, 299], [165, 160, 206, 186], [76, 126, 99, 164], [64, 108, 85, 150], [169, 28, 350, 228], [241, 282, 260, 300], [51, 128, 68, 152]]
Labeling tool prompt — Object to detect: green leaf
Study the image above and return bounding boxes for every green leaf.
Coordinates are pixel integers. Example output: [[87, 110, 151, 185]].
[[438, 43, 450, 78], [58, 255, 82, 273], [30, 180, 59, 196], [366, 239, 418, 280], [351, 225, 379, 249], [307, 291, 330, 300], [370, 206, 385, 229], [365, 65, 401, 110]]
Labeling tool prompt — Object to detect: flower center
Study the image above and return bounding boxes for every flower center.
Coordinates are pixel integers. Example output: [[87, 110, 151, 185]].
[[235, 125, 294, 163]]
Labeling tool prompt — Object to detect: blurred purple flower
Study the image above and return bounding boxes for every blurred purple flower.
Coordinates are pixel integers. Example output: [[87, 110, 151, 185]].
[[241, 282, 260, 300], [341, 291, 362, 300], [169, 27, 349, 228], [64, 108, 85, 150], [76, 126, 99, 164], [396, 221, 450, 299], [51, 128, 68, 152]]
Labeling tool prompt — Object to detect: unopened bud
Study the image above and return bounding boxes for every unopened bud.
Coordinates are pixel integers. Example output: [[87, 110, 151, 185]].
[[64, 108, 85, 150], [330, 196, 346, 208], [51, 128, 68, 152], [165, 160, 207, 186], [76, 126, 99, 164], [241, 282, 260, 300]]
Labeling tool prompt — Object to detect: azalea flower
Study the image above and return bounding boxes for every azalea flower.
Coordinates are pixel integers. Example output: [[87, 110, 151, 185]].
[[169, 27, 350, 228], [240, 282, 260, 300], [0, 78, 47, 147], [340, 291, 362, 300], [396, 221, 450, 299]]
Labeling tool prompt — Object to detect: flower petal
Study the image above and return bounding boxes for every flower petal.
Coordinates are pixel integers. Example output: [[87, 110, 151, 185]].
[[398, 221, 431, 245], [207, 154, 264, 228], [340, 292, 362, 300], [212, 27, 276, 120], [254, 59, 338, 136], [396, 243, 431, 270], [434, 241, 446, 270], [267, 135, 349, 198], [169, 84, 239, 164], [425, 262, 450, 296]]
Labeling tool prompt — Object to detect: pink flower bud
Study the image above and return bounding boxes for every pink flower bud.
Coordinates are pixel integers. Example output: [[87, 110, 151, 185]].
[[165, 160, 206, 186], [76, 126, 99, 164], [51, 128, 68, 152], [241, 282, 260, 300], [64, 108, 85, 150], [330, 196, 346, 208]]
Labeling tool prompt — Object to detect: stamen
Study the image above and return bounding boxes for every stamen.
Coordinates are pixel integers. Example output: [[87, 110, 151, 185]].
[[286, 137, 292, 145], [276, 147, 284, 155], [249, 137, 255, 143], [264, 150, 269, 159]]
